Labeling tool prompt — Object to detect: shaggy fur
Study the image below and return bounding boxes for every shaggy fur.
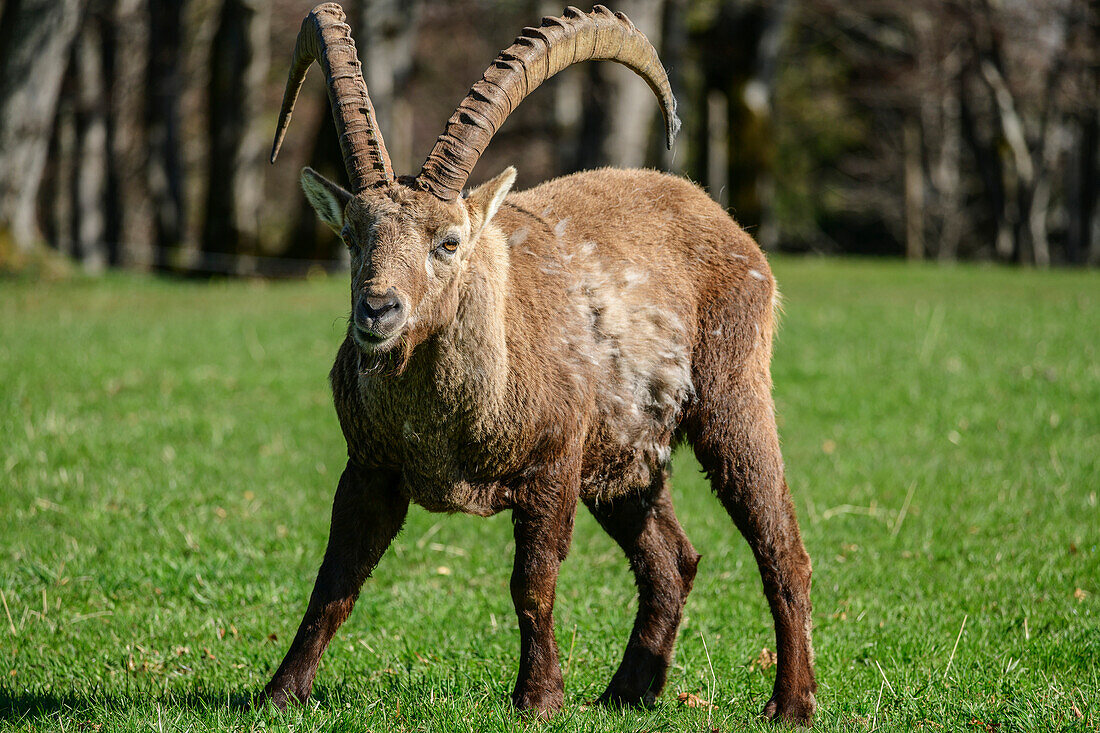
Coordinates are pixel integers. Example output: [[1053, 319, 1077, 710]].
[[262, 166, 817, 724]]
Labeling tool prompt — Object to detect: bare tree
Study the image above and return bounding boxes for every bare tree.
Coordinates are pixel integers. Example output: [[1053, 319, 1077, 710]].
[[6, 0, 1094, 269], [145, 0, 185, 271], [357, 0, 420, 174], [200, 0, 269, 275], [679, 0, 793, 237], [573, 0, 665, 170], [71, 2, 112, 271], [106, 0, 153, 268], [794, 0, 1095, 264], [0, 0, 87, 252]]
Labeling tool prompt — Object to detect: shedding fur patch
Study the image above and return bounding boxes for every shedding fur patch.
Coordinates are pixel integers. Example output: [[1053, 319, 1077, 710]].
[[559, 238, 695, 499], [508, 227, 529, 247]]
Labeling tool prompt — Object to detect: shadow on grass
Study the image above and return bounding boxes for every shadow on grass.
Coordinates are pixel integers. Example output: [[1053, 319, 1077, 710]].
[[0, 685, 352, 724], [0, 682, 714, 727], [0, 682, 529, 725]]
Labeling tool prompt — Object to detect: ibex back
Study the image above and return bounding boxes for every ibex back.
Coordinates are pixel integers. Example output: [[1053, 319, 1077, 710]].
[[262, 3, 816, 724]]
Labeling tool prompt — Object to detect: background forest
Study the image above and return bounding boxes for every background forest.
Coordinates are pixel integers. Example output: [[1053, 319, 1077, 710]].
[[0, 0, 1096, 275]]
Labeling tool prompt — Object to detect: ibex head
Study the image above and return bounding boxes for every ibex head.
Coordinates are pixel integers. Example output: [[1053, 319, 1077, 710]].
[[273, 3, 679, 368]]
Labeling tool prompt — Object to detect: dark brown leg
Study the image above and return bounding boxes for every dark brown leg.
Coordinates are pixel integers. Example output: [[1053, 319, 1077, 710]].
[[262, 461, 407, 708], [509, 473, 579, 718], [586, 473, 700, 707], [688, 383, 817, 725]]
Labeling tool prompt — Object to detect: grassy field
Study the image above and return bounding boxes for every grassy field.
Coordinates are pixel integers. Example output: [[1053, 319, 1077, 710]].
[[1, 258, 1097, 731]]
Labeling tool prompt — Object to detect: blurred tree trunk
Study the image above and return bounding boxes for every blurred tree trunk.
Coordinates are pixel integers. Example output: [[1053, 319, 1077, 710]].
[[744, 0, 790, 249], [200, 0, 269, 275], [1068, 110, 1098, 265], [574, 0, 664, 170], [573, 64, 611, 171], [146, 0, 185, 271], [551, 65, 584, 174], [692, 0, 791, 233], [71, 5, 111, 271], [541, 0, 582, 174], [104, 0, 152, 267], [656, 0, 688, 172], [980, 59, 1035, 264], [933, 84, 963, 262], [0, 0, 87, 251], [1066, 3, 1098, 266], [43, 84, 77, 255], [903, 120, 925, 260], [358, 0, 420, 175], [909, 5, 963, 262], [970, 0, 1084, 267], [1085, 1, 1100, 266], [282, 113, 346, 266], [707, 90, 729, 207], [958, 69, 1007, 261], [99, 0, 124, 267]]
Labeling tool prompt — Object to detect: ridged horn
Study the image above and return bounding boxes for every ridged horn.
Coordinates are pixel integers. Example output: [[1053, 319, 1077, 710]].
[[415, 5, 680, 201], [270, 3, 393, 193]]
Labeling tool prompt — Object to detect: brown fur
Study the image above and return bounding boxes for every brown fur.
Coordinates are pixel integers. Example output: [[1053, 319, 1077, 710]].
[[263, 167, 816, 724]]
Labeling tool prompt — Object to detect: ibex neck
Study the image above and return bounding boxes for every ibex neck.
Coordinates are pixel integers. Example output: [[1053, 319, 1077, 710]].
[[429, 221, 512, 415]]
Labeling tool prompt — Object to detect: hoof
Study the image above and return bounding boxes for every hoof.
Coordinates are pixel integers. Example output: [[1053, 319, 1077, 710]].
[[597, 686, 657, 708], [513, 687, 564, 720], [596, 654, 667, 709], [762, 690, 816, 726], [255, 688, 289, 712], [260, 678, 310, 711]]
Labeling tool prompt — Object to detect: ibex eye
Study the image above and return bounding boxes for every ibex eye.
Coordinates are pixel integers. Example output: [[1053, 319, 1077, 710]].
[[437, 235, 459, 255]]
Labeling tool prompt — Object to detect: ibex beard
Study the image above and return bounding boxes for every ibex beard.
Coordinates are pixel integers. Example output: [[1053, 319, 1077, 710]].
[[260, 2, 816, 725]]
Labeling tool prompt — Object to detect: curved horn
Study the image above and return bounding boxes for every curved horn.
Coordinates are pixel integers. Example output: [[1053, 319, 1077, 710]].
[[415, 5, 680, 201], [270, 3, 393, 192]]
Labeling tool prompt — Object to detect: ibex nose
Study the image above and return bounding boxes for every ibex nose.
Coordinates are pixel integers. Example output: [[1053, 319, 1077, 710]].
[[354, 287, 406, 341]]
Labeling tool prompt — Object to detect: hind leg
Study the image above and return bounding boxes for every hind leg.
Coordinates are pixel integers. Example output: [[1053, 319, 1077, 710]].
[[687, 369, 816, 724], [586, 472, 701, 707]]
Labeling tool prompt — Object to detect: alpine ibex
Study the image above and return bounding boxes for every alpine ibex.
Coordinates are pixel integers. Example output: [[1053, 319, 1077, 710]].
[[262, 3, 816, 724]]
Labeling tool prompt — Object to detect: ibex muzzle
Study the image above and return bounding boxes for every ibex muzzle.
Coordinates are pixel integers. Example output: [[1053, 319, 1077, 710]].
[[353, 287, 406, 344]]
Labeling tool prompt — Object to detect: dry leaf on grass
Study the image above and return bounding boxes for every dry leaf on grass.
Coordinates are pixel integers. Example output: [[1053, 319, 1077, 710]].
[[751, 647, 777, 671], [1073, 588, 1087, 602], [676, 691, 710, 708]]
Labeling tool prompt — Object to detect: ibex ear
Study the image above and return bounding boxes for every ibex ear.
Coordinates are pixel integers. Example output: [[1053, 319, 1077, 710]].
[[465, 166, 516, 233], [300, 167, 352, 234]]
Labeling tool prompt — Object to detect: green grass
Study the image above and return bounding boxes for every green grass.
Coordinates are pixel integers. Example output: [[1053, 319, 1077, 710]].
[[1, 258, 1097, 731]]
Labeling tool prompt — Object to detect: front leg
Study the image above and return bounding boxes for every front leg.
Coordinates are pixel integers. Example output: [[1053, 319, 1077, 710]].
[[510, 470, 580, 718], [262, 461, 407, 708]]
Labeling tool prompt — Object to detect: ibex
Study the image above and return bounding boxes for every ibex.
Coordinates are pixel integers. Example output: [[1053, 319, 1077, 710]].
[[262, 3, 816, 724]]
